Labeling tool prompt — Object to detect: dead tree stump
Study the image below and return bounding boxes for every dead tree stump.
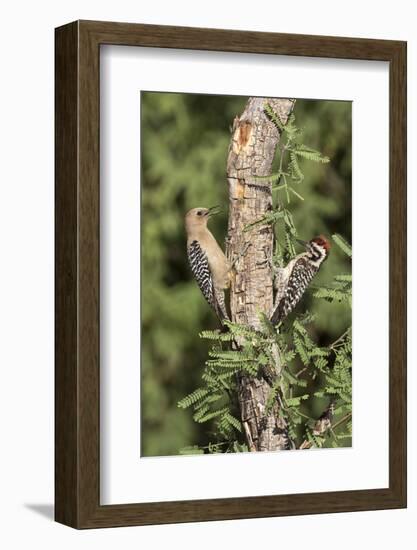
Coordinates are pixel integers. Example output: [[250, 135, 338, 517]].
[[226, 97, 295, 451]]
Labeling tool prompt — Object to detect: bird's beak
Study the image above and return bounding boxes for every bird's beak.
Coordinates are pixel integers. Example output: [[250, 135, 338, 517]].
[[295, 238, 308, 247], [208, 205, 221, 217]]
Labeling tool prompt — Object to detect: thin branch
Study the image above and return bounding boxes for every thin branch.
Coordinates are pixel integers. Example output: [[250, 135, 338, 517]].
[[331, 412, 352, 431], [329, 328, 351, 351], [298, 411, 351, 450]]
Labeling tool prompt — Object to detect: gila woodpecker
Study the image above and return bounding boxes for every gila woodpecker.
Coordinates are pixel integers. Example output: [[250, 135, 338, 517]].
[[185, 206, 230, 323]]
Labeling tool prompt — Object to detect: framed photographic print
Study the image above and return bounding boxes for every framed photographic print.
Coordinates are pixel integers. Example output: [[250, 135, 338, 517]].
[[55, 20, 406, 528]]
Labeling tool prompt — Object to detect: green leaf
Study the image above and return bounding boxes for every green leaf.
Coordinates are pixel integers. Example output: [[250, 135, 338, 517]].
[[288, 151, 304, 183], [283, 209, 297, 235], [222, 412, 242, 432], [178, 388, 209, 409], [294, 333, 310, 365], [289, 187, 305, 201], [282, 369, 308, 387], [253, 172, 282, 184], [286, 394, 310, 407], [233, 441, 248, 453], [294, 144, 330, 163], [244, 209, 285, 231], [334, 274, 352, 282], [332, 233, 352, 258], [195, 406, 229, 424], [263, 103, 286, 131]]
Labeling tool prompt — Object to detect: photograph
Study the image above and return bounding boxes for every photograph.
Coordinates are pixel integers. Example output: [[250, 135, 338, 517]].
[[140, 91, 352, 456], [0, 0, 409, 541]]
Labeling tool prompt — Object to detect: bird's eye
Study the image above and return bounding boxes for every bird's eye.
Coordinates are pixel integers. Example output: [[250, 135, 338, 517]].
[[197, 210, 203, 216]]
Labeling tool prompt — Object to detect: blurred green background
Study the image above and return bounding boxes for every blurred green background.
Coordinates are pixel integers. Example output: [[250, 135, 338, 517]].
[[140, 92, 352, 456]]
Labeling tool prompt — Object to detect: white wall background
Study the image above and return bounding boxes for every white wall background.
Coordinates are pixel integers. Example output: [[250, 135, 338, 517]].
[[0, 1, 414, 548]]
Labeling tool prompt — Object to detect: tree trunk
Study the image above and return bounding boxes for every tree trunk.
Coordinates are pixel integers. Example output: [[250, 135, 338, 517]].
[[226, 97, 295, 452]]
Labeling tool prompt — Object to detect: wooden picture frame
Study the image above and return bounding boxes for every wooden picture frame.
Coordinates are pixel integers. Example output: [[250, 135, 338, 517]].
[[55, 20, 407, 528]]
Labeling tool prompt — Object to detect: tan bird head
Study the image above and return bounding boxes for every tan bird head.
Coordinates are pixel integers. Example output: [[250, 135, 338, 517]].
[[185, 206, 221, 232]]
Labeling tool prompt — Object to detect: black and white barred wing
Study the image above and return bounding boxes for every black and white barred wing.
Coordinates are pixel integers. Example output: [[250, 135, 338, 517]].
[[187, 240, 228, 321], [270, 257, 318, 324], [273, 264, 289, 307]]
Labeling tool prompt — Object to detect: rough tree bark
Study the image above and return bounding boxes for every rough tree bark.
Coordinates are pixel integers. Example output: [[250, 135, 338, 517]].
[[226, 97, 295, 452]]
